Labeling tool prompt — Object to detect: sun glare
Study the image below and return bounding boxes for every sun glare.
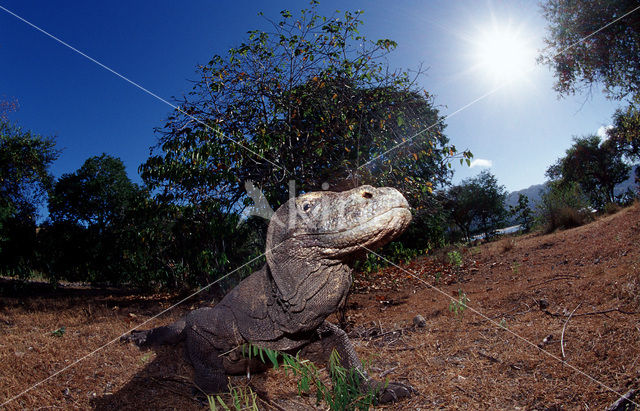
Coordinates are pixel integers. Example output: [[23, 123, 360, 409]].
[[473, 24, 536, 85]]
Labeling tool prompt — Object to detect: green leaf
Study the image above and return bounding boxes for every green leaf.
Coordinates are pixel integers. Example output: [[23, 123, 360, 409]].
[[51, 326, 66, 337], [266, 349, 279, 368]]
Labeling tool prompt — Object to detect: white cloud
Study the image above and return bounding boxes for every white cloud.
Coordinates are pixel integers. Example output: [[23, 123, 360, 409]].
[[597, 125, 613, 139], [469, 158, 493, 168]]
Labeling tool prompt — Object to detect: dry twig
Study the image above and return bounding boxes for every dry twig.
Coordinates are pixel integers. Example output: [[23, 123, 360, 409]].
[[543, 307, 638, 318], [561, 303, 581, 360], [477, 351, 500, 364], [379, 366, 399, 378]]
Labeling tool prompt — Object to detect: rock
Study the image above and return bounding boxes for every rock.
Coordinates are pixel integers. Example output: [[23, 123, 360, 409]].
[[538, 334, 553, 348], [413, 314, 427, 328]]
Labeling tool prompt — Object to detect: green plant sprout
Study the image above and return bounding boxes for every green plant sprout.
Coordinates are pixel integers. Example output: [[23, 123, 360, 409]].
[[230, 344, 379, 411], [208, 384, 258, 411], [449, 289, 469, 318], [511, 261, 521, 274], [51, 326, 65, 337], [499, 318, 507, 329], [447, 250, 463, 267]]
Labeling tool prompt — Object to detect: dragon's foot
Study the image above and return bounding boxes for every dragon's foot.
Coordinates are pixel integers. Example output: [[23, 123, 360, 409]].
[[367, 379, 414, 404], [120, 330, 150, 346]]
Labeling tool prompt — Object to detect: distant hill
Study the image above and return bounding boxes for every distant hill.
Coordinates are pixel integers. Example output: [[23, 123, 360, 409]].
[[505, 165, 638, 212], [505, 183, 548, 210], [615, 164, 639, 196]]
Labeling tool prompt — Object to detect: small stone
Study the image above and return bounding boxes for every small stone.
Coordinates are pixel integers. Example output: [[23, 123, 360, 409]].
[[413, 314, 427, 328]]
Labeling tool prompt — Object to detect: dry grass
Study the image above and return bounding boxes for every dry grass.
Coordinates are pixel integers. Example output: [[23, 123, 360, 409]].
[[500, 238, 517, 253]]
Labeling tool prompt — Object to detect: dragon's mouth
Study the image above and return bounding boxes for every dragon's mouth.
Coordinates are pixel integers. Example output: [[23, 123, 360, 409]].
[[301, 204, 410, 236], [350, 206, 412, 246], [313, 205, 412, 257]]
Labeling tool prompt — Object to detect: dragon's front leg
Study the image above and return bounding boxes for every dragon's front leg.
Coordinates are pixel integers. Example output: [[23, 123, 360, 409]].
[[306, 321, 414, 404]]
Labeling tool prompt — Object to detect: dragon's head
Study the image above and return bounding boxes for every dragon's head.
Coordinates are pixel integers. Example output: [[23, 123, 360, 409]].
[[265, 185, 411, 303]]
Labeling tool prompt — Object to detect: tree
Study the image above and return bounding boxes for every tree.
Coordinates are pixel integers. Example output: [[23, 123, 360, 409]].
[[41, 153, 261, 288], [608, 96, 640, 171], [472, 171, 508, 239], [45, 154, 145, 284], [0, 97, 18, 121], [445, 183, 477, 242], [0, 120, 58, 219], [141, 2, 468, 213], [539, 0, 640, 100], [0, 120, 58, 276], [509, 194, 534, 232], [119, 200, 265, 289], [546, 135, 630, 209], [49, 154, 140, 230], [445, 170, 507, 241]]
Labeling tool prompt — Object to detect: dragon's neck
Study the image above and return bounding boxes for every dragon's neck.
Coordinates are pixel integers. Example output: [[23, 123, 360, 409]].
[[267, 261, 352, 332]]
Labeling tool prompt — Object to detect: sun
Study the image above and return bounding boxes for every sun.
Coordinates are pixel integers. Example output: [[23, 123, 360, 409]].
[[472, 24, 536, 85]]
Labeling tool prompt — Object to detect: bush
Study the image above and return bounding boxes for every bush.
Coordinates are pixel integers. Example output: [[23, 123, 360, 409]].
[[537, 182, 591, 233], [554, 207, 588, 230], [604, 202, 622, 215], [501, 238, 516, 253]]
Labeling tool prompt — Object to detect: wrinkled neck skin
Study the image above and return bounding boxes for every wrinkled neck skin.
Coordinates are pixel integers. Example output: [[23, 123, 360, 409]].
[[265, 236, 352, 333]]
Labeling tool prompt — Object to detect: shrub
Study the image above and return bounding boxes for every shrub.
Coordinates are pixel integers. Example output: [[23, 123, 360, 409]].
[[604, 202, 622, 215], [537, 182, 591, 233], [555, 206, 588, 229], [447, 250, 463, 267], [449, 289, 469, 318], [501, 238, 516, 253]]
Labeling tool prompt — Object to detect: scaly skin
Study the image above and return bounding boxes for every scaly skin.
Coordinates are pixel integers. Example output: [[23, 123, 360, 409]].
[[123, 185, 413, 402]]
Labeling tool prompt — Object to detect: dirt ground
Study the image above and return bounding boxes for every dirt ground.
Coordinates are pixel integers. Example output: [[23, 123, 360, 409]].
[[1, 203, 639, 410]]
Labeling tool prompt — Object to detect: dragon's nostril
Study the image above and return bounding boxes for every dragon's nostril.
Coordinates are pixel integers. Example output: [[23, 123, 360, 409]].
[[362, 191, 373, 199]]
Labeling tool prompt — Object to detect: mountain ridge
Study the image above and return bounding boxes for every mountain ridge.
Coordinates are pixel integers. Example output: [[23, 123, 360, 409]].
[[506, 164, 638, 210]]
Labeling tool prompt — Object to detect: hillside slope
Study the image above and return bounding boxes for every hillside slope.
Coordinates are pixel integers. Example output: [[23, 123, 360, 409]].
[[341, 202, 640, 409], [1, 203, 639, 409]]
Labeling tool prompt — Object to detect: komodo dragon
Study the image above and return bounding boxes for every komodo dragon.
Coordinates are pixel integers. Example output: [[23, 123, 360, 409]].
[[123, 185, 413, 403]]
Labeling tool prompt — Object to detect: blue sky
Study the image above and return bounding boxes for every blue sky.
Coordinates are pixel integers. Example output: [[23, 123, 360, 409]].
[[0, 0, 626, 200]]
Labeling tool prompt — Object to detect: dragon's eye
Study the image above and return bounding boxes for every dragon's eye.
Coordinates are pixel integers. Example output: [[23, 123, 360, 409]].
[[303, 203, 311, 212]]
